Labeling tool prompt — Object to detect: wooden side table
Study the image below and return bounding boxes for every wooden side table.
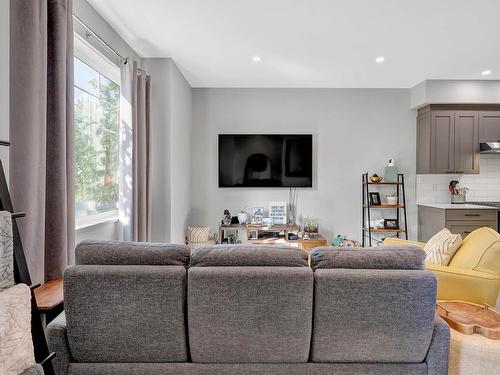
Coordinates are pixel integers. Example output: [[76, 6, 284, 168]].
[[34, 278, 64, 326]]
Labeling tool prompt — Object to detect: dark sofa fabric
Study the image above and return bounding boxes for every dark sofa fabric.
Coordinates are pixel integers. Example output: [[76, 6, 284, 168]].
[[188, 266, 313, 363], [76, 240, 190, 266], [64, 265, 188, 363], [311, 246, 426, 271], [48, 242, 449, 375], [190, 244, 308, 267]]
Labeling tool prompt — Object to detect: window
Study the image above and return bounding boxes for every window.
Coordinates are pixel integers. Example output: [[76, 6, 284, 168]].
[[74, 34, 120, 228]]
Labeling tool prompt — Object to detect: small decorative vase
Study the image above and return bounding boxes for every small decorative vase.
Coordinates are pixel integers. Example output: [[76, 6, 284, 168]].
[[237, 212, 248, 225]]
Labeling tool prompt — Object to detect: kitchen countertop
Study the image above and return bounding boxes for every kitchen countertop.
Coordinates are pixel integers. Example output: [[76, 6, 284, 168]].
[[417, 203, 498, 210]]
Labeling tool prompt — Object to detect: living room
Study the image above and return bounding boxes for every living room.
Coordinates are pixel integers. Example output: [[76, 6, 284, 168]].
[[1, 1, 499, 374]]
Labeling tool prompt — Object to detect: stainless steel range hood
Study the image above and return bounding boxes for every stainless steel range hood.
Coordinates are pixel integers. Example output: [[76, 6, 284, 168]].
[[480, 142, 500, 154]]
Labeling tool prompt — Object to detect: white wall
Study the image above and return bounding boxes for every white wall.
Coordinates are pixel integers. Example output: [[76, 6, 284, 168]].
[[144, 58, 192, 243], [411, 80, 500, 109], [190, 88, 417, 242], [417, 154, 500, 204], [0, 0, 9, 177]]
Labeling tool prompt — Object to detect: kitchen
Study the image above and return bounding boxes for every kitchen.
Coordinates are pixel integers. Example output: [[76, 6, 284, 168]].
[[416, 105, 500, 241]]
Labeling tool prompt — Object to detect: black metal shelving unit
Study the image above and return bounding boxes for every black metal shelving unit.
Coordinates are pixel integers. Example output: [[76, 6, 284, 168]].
[[0, 142, 55, 375], [362, 173, 408, 247]]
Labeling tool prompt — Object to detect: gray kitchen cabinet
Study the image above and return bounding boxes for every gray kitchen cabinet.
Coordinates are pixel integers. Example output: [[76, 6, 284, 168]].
[[418, 205, 497, 242], [454, 111, 479, 174], [479, 111, 500, 142], [417, 105, 480, 174]]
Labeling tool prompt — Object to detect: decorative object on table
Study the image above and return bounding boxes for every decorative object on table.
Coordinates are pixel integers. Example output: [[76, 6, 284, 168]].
[[237, 206, 249, 225], [303, 217, 319, 236], [369, 192, 381, 206], [383, 218, 399, 230], [269, 201, 287, 225], [362, 172, 408, 246], [436, 301, 500, 340], [0, 211, 14, 291], [248, 230, 259, 240], [384, 158, 398, 183], [449, 180, 468, 204], [369, 219, 385, 229], [262, 217, 274, 226], [251, 207, 264, 225], [386, 193, 398, 206], [230, 216, 239, 225], [222, 209, 232, 225], [287, 188, 298, 225], [369, 174, 382, 183], [332, 234, 360, 247], [423, 228, 462, 266]]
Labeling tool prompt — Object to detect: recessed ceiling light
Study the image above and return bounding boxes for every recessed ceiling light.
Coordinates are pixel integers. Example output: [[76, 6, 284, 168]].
[[481, 70, 492, 76], [375, 56, 385, 63], [252, 55, 261, 62]]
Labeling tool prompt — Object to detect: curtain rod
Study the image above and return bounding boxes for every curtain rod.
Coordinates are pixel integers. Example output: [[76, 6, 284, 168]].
[[73, 14, 128, 65]]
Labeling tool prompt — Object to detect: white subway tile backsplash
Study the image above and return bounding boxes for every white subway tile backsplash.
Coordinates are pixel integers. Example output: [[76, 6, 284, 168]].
[[416, 156, 500, 204]]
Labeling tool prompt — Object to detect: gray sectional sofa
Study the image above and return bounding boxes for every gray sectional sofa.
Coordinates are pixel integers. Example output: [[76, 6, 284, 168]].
[[47, 241, 450, 375]]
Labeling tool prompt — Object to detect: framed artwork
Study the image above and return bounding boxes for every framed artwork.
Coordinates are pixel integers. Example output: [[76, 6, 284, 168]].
[[249, 230, 259, 240], [384, 218, 399, 230], [269, 201, 287, 225], [369, 192, 381, 206]]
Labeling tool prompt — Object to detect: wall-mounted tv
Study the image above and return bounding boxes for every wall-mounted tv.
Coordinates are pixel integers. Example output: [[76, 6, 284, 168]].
[[218, 134, 313, 188]]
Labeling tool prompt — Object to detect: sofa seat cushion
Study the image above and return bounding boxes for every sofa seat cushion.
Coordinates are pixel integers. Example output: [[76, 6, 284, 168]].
[[190, 245, 308, 267], [311, 246, 425, 271], [449, 227, 500, 275], [424, 228, 462, 266], [75, 241, 190, 266]]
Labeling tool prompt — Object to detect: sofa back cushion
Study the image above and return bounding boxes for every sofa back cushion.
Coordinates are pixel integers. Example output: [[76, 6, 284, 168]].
[[311, 246, 426, 271], [311, 248, 436, 363], [190, 244, 308, 267], [188, 266, 313, 363], [449, 227, 500, 275], [75, 240, 190, 266], [64, 265, 188, 363]]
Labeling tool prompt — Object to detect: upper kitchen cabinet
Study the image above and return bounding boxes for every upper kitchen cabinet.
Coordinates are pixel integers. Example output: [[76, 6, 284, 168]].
[[417, 105, 485, 174], [479, 111, 500, 142]]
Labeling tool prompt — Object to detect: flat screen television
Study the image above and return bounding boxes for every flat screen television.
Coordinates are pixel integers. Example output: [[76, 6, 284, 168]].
[[218, 134, 313, 188]]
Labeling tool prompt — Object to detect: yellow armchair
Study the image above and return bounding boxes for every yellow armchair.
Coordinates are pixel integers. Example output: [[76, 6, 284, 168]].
[[384, 228, 500, 306]]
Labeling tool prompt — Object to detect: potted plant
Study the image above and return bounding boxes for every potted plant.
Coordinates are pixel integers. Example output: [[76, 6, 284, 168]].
[[386, 193, 398, 206], [237, 206, 249, 224], [303, 217, 319, 235]]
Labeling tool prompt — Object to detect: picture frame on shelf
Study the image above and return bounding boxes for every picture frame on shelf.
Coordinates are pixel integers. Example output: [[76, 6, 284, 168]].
[[384, 218, 399, 230], [262, 217, 274, 226], [248, 230, 259, 240], [269, 201, 287, 225], [251, 207, 264, 225], [369, 192, 381, 206]]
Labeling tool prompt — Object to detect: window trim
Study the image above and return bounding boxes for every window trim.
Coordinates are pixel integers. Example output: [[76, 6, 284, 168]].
[[74, 33, 121, 229]]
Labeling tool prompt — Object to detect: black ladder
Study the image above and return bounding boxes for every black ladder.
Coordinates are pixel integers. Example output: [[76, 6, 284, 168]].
[[362, 172, 409, 247], [0, 141, 55, 375]]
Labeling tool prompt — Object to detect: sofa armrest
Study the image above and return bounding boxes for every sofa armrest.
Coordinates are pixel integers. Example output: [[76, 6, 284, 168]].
[[383, 238, 426, 249], [47, 312, 71, 375], [424, 316, 450, 375], [427, 263, 500, 306]]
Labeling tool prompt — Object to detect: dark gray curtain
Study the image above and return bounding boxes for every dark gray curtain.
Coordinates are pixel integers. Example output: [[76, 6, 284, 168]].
[[132, 62, 151, 241], [10, 0, 74, 284]]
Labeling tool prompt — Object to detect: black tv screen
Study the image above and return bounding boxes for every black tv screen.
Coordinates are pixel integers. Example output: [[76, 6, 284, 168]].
[[218, 134, 313, 188]]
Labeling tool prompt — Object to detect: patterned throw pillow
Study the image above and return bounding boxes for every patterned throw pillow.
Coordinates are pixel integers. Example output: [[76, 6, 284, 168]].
[[424, 228, 462, 265], [188, 227, 210, 243], [0, 284, 36, 375], [0, 211, 14, 291]]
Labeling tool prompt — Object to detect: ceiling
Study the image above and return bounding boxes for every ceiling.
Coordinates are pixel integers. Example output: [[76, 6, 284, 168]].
[[87, 0, 500, 88]]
